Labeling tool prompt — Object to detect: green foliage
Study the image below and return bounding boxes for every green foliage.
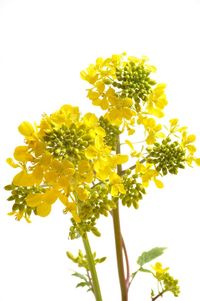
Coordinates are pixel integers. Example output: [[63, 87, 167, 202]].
[[72, 272, 93, 292], [137, 247, 166, 266]]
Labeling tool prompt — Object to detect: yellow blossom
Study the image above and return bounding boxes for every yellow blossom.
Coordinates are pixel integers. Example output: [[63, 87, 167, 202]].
[[152, 262, 169, 275], [18, 121, 34, 136]]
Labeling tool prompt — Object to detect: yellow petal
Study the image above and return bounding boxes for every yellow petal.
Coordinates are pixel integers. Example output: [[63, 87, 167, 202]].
[[13, 171, 36, 186], [187, 134, 196, 143], [6, 158, 19, 168], [112, 154, 129, 165], [59, 193, 68, 206], [111, 185, 119, 197], [186, 144, 196, 154], [118, 184, 126, 194], [83, 113, 98, 127], [125, 140, 134, 150], [37, 202, 51, 217], [146, 132, 155, 145], [71, 210, 81, 223], [43, 189, 59, 204], [85, 145, 98, 159], [14, 146, 33, 162], [154, 178, 164, 189], [77, 187, 89, 201], [18, 121, 34, 136], [26, 194, 42, 207], [87, 90, 99, 100], [78, 160, 91, 172], [170, 118, 179, 127], [95, 81, 105, 93], [194, 158, 200, 166]]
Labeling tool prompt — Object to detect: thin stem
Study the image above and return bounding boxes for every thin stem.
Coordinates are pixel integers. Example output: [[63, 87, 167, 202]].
[[152, 290, 167, 301], [121, 235, 130, 288], [82, 234, 103, 301], [120, 158, 146, 175], [112, 205, 128, 301], [86, 269, 94, 293], [112, 135, 128, 301]]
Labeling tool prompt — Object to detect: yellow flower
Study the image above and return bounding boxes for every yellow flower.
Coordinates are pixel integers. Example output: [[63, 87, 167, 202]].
[[76, 187, 89, 201], [25, 189, 59, 217], [152, 262, 169, 275], [146, 84, 167, 118], [77, 160, 94, 183], [13, 166, 43, 186], [109, 173, 126, 196]]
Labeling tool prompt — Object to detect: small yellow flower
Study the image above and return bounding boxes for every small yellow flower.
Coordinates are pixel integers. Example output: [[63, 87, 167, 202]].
[[152, 262, 169, 275]]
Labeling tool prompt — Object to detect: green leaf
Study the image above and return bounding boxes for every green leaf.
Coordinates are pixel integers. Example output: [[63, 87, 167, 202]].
[[72, 272, 88, 282], [76, 282, 89, 288], [137, 247, 166, 266]]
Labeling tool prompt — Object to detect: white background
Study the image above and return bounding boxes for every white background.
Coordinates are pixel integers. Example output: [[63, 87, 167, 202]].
[[0, 0, 200, 300]]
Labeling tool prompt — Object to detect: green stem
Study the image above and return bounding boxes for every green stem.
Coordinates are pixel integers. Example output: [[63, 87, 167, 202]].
[[82, 234, 103, 301], [112, 206, 128, 301], [112, 135, 128, 301], [152, 289, 167, 301]]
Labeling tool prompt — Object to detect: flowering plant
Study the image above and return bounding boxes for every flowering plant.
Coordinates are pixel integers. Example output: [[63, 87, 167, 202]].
[[4, 53, 200, 301]]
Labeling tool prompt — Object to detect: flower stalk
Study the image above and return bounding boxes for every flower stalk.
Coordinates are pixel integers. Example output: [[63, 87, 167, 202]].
[[82, 234, 103, 301], [112, 136, 129, 301]]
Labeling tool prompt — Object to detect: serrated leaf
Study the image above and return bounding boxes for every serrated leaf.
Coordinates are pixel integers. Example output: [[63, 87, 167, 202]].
[[137, 247, 166, 266], [72, 272, 88, 282], [76, 282, 89, 288]]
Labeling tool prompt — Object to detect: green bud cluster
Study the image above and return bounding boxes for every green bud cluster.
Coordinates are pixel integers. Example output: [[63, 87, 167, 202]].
[[69, 184, 116, 239], [158, 272, 180, 297], [4, 184, 44, 219], [99, 116, 121, 150], [67, 249, 106, 270], [147, 138, 186, 176], [44, 124, 93, 162], [112, 61, 156, 111], [67, 249, 90, 270], [66, 249, 106, 293], [69, 218, 101, 240], [120, 170, 146, 209]]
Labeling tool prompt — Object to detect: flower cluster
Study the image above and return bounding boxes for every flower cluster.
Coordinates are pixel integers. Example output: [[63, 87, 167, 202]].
[[68, 183, 116, 239], [99, 116, 120, 150], [119, 170, 146, 209], [147, 138, 186, 175], [81, 53, 167, 126], [5, 53, 200, 235], [5, 104, 130, 234], [151, 262, 180, 297]]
